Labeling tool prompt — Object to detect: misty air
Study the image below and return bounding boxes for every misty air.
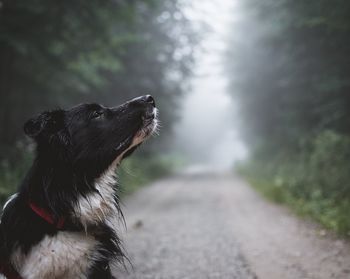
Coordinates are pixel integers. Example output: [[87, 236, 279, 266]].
[[0, 0, 350, 278]]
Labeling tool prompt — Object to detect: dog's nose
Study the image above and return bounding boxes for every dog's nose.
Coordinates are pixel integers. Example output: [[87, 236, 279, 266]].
[[143, 95, 156, 107], [129, 95, 156, 108]]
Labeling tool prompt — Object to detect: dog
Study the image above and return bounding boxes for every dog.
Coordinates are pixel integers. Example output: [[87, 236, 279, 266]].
[[0, 95, 158, 279]]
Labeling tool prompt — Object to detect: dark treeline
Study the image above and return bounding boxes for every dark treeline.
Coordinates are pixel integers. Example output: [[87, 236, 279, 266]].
[[0, 0, 196, 201], [227, 0, 350, 234]]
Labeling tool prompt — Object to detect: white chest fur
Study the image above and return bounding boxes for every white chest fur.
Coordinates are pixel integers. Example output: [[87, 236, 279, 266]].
[[11, 166, 119, 278], [13, 232, 98, 279]]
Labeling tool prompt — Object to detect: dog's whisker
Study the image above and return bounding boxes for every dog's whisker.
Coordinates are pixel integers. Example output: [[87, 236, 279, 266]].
[[120, 165, 137, 178]]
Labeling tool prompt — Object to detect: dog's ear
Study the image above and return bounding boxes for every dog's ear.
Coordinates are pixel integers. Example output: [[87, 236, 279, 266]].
[[24, 110, 66, 140]]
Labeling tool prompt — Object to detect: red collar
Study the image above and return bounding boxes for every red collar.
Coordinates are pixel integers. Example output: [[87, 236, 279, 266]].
[[29, 202, 65, 229], [0, 262, 23, 279], [0, 204, 66, 279]]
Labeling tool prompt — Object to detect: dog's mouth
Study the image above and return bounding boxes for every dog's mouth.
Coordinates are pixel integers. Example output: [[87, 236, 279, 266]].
[[115, 107, 158, 162]]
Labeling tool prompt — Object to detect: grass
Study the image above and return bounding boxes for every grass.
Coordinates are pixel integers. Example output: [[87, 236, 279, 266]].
[[238, 161, 350, 237], [118, 154, 184, 196]]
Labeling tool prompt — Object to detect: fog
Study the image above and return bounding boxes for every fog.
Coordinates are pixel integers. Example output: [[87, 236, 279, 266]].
[[2, 0, 349, 238], [1, 1, 349, 277], [174, 0, 247, 170]]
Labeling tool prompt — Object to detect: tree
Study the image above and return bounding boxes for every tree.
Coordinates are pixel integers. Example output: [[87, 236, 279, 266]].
[[0, 0, 196, 159]]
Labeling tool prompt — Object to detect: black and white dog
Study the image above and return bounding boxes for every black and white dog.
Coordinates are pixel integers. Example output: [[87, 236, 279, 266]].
[[0, 95, 158, 279]]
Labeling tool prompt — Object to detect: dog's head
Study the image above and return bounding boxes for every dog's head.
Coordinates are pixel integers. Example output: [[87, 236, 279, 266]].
[[24, 95, 158, 178]]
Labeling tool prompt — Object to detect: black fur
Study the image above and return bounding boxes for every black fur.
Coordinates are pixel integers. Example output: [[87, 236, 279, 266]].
[[0, 95, 157, 278]]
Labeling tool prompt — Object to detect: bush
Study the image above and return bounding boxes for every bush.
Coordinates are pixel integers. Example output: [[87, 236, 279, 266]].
[[239, 131, 350, 236], [118, 154, 181, 196]]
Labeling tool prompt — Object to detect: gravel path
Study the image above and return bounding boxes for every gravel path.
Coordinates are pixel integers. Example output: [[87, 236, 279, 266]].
[[114, 173, 350, 279]]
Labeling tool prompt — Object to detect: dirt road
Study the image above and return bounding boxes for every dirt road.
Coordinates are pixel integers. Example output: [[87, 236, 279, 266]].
[[114, 173, 350, 279]]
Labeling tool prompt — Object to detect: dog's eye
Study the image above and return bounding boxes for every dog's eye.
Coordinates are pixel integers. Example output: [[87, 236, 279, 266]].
[[91, 111, 104, 120]]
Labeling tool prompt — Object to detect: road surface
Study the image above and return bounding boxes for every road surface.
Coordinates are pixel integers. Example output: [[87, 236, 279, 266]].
[[114, 172, 350, 279]]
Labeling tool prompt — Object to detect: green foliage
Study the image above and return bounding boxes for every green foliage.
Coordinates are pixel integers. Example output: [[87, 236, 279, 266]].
[[227, 0, 350, 235], [0, 0, 196, 154], [227, 0, 350, 149], [238, 131, 350, 236], [0, 0, 197, 200], [117, 154, 178, 196]]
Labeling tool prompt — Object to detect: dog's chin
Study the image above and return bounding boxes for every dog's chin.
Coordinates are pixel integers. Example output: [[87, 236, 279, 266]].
[[114, 115, 158, 164], [132, 107, 159, 146], [134, 118, 158, 144]]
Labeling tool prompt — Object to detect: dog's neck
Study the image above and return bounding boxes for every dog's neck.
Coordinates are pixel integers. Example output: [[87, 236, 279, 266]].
[[22, 157, 120, 229], [73, 162, 119, 229]]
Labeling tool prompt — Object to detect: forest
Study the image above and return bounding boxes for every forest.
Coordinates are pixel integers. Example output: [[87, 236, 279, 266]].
[[227, 0, 350, 235], [0, 0, 196, 203], [1, 0, 349, 237]]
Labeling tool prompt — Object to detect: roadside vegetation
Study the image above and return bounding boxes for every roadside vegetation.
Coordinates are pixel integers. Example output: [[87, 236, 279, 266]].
[[227, 1, 350, 236], [238, 131, 350, 235], [118, 154, 185, 196]]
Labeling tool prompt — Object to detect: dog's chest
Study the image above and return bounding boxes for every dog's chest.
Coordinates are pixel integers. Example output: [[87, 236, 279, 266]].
[[13, 232, 98, 279], [12, 169, 119, 278]]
